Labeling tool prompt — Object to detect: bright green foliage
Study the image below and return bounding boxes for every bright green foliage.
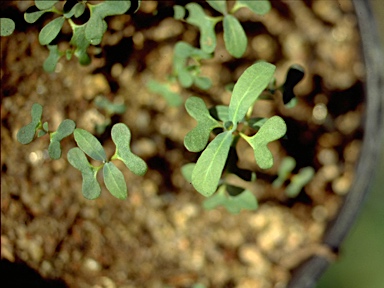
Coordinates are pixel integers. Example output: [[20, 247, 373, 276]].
[[67, 147, 101, 199], [0, 18, 15, 36], [173, 41, 212, 89], [74, 128, 107, 162], [192, 131, 233, 197], [203, 185, 258, 214], [111, 123, 148, 176], [43, 45, 62, 72], [173, 5, 185, 20], [240, 116, 287, 169], [147, 80, 183, 107], [229, 61, 276, 123], [184, 97, 222, 152], [48, 119, 76, 159], [185, 3, 220, 54], [232, 0, 271, 15], [35, 0, 58, 10], [39, 16, 65, 45], [17, 103, 43, 144], [103, 162, 127, 199], [206, 0, 227, 14], [223, 15, 247, 58]]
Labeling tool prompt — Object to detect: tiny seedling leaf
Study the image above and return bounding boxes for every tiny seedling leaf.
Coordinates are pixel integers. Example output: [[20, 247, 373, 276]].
[[206, 0, 227, 14], [64, 2, 86, 18], [272, 156, 296, 187], [35, 0, 58, 10], [111, 123, 148, 176], [39, 16, 65, 45], [241, 116, 287, 169], [94, 96, 126, 114], [48, 140, 61, 159], [229, 61, 276, 123], [173, 5, 186, 20], [223, 15, 247, 58], [184, 97, 222, 152], [286, 167, 315, 198], [191, 131, 233, 197], [74, 128, 107, 162], [181, 163, 196, 183], [185, 3, 219, 53], [234, 0, 271, 15], [55, 119, 76, 140], [67, 147, 101, 199], [103, 162, 127, 199], [69, 21, 91, 66], [1, 18, 15, 36], [194, 76, 212, 90], [17, 103, 43, 144], [43, 45, 62, 72], [209, 105, 229, 122], [147, 80, 183, 107], [24, 9, 47, 23]]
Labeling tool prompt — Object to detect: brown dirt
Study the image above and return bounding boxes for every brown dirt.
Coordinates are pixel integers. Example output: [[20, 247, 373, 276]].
[[1, 1, 365, 287]]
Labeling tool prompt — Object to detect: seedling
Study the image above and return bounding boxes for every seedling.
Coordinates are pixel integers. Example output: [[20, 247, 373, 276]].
[[272, 156, 315, 198], [0, 18, 15, 36], [93, 95, 127, 134]]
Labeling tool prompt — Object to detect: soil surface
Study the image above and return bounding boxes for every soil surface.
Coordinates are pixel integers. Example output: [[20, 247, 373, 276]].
[[1, 1, 365, 287]]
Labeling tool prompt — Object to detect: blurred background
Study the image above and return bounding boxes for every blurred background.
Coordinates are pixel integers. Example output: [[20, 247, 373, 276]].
[[317, 1, 384, 287]]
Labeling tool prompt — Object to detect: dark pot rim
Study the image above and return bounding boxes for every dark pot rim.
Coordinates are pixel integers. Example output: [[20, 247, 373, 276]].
[[287, 1, 384, 287]]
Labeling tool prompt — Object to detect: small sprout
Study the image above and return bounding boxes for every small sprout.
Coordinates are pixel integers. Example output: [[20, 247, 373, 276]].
[[272, 156, 296, 187], [94, 95, 126, 115], [286, 167, 315, 198], [147, 80, 183, 107], [223, 14, 247, 58], [63, 1, 86, 19], [103, 162, 128, 200], [173, 5, 186, 20], [232, 0, 271, 15], [240, 116, 287, 169], [67, 147, 101, 200], [74, 128, 107, 162], [203, 185, 258, 214], [0, 18, 15, 37], [184, 97, 222, 152], [282, 64, 305, 105], [111, 123, 148, 176], [48, 119, 76, 159], [17, 103, 43, 144]]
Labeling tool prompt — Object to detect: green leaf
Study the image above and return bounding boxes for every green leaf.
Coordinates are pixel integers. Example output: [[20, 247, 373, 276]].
[[203, 185, 258, 214], [111, 123, 148, 176], [185, 3, 220, 53], [43, 45, 62, 72], [234, 0, 271, 15], [191, 131, 233, 197], [209, 105, 229, 122], [181, 163, 196, 183], [229, 61, 276, 123], [85, 0, 131, 45], [147, 80, 183, 107], [94, 95, 126, 114], [223, 14, 247, 58], [184, 97, 222, 152], [103, 162, 127, 199], [206, 0, 227, 14], [64, 2, 86, 18], [17, 103, 43, 145], [74, 128, 107, 162], [39, 16, 65, 45], [173, 5, 185, 20], [48, 119, 76, 159], [48, 140, 61, 159], [286, 167, 315, 198], [24, 9, 47, 23], [241, 116, 287, 169], [67, 147, 101, 199], [194, 76, 212, 90], [272, 156, 296, 187], [0, 18, 15, 36], [68, 21, 91, 65], [35, 0, 58, 10]]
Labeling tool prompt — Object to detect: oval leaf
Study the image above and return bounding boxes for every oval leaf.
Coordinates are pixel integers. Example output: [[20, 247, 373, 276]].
[[67, 147, 94, 173], [48, 140, 61, 159], [229, 61, 276, 123], [74, 128, 106, 161], [24, 9, 47, 23], [0, 18, 15, 36], [111, 123, 148, 176], [236, 0, 271, 15], [206, 0, 227, 14], [223, 15, 247, 58], [35, 0, 58, 10], [81, 172, 102, 200], [39, 17, 65, 45], [43, 45, 62, 72], [55, 119, 76, 140], [103, 162, 127, 199], [191, 131, 233, 197], [17, 123, 37, 145]]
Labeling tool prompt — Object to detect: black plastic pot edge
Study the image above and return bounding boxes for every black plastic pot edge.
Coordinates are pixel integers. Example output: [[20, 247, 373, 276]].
[[287, 1, 384, 287]]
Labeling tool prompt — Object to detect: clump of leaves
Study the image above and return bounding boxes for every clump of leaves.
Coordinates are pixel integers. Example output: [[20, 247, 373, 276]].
[[24, 0, 140, 72], [174, 0, 271, 58], [17, 103, 147, 200], [272, 156, 315, 197]]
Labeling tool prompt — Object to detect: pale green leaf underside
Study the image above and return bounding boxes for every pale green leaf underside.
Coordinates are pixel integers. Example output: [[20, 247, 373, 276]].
[[191, 131, 233, 197], [111, 123, 148, 176], [74, 128, 106, 161], [39, 17, 65, 45], [1, 18, 15, 36], [223, 15, 247, 58], [103, 162, 127, 199], [184, 97, 221, 152], [241, 116, 287, 169], [229, 61, 276, 123]]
